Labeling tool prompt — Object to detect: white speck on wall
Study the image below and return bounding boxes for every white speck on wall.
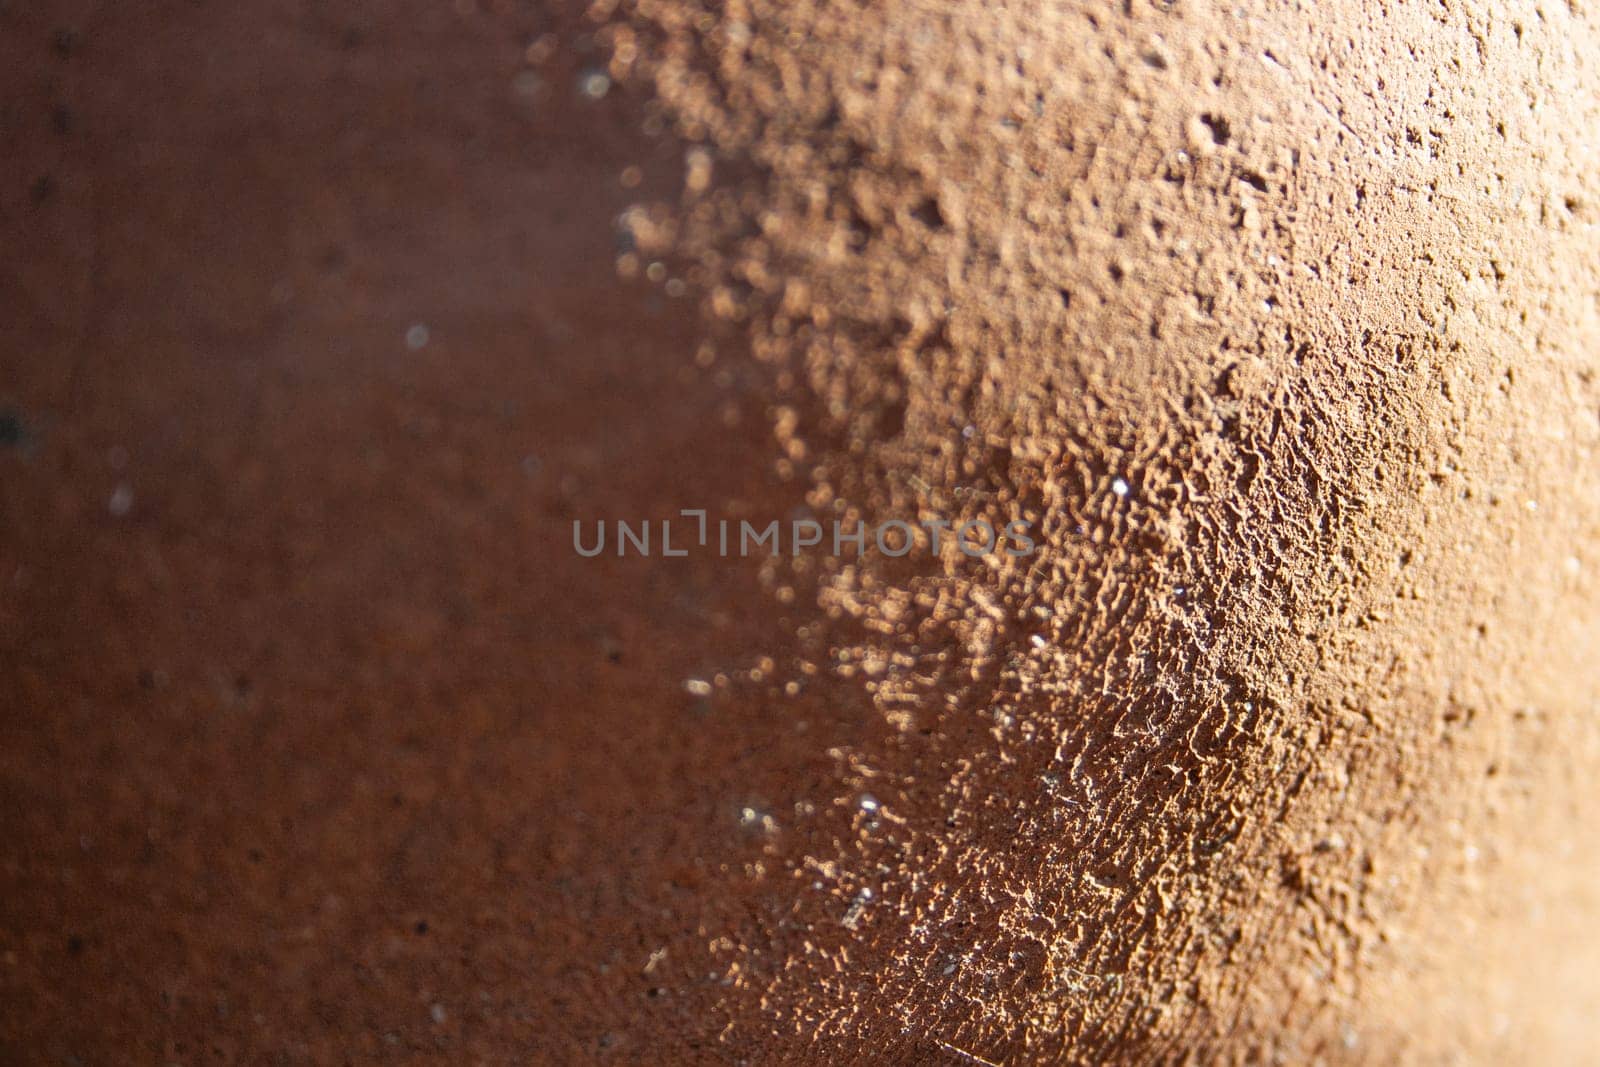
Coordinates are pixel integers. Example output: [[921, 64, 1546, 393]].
[[1111, 477, 1130, 497], [405, 323, 430, 350], [108, 484, 134, 517], [841, 886, 874, 929]]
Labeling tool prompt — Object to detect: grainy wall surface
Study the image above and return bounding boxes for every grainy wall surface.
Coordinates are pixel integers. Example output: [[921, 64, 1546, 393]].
[[2, 1, 1598, 1063]]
